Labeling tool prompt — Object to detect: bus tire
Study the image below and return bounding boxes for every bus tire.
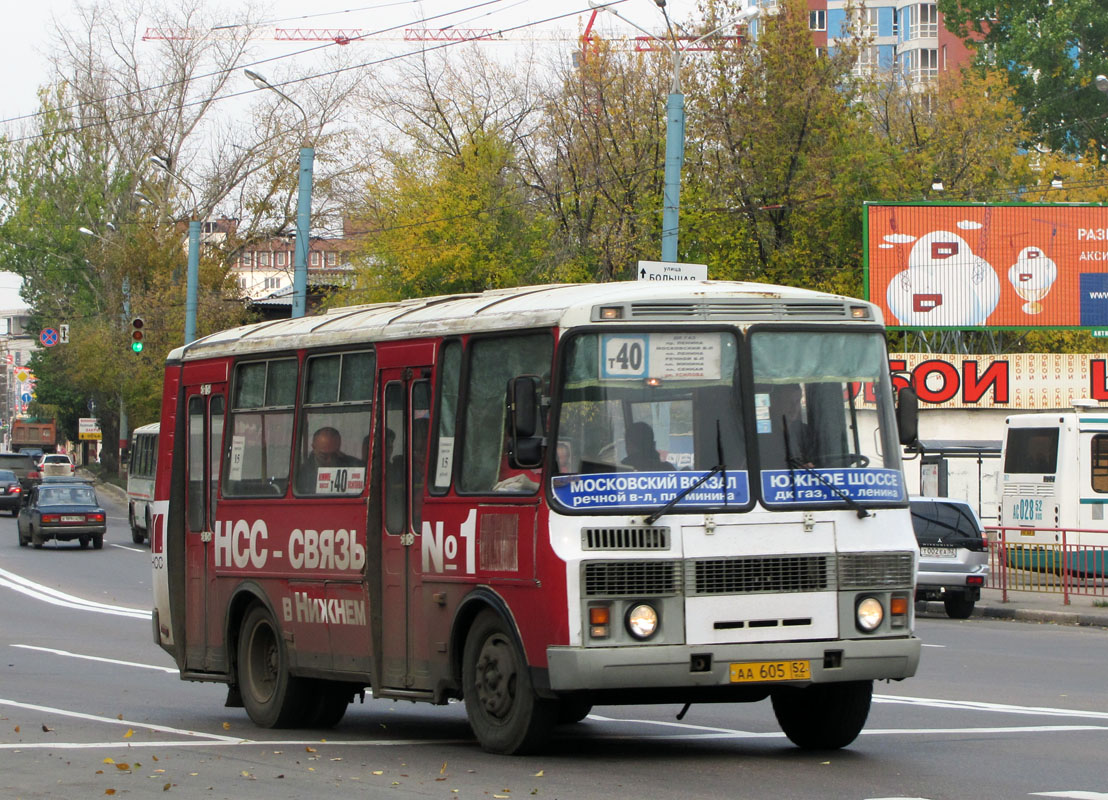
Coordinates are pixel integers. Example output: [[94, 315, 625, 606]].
[[303, 680, 350, 729], [130, 506, 145, 544], [771, 680, 872, 750], [462, 609, 556, 755], [237, 604, 307, 728], [943, 592, 975, 619]]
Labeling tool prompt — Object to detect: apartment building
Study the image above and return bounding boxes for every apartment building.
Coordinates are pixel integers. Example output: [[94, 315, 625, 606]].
[[758, 1, 975, 84]]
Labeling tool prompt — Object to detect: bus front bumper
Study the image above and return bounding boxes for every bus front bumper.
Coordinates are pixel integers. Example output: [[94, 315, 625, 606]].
[[546, 636, 921, 692]]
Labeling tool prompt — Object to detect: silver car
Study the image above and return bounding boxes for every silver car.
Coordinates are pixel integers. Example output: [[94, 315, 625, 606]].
[[910, 497, 991, 619]]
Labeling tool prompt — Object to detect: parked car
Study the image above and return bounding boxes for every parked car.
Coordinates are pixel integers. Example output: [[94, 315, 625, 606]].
[[0, 451, 41, 491], [17, 481, 107, 550], [910, 496, 991, 619], [0, 469, 23, 515], [39, 453, 76, 478]]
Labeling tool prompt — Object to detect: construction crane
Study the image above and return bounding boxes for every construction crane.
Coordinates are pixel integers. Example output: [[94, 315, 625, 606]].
[[142, 14, 746, 58]]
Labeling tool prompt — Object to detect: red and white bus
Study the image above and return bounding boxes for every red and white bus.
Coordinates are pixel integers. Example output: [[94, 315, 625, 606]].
[[151, 281, 921, 754]]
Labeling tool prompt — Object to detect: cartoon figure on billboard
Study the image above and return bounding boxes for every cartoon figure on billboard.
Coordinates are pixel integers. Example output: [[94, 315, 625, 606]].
[[886, 230, 1000, 326], [1007, 246, 1057, 315]]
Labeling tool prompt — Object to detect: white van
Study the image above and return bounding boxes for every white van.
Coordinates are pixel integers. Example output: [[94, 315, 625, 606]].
[[126, 422, 159, 544]]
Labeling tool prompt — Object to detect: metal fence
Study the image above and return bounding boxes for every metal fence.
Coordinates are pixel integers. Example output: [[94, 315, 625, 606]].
[[986, 526, 1108, 605]]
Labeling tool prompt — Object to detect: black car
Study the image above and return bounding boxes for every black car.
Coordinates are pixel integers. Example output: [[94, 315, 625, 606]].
[[17, 481, 107, 549], [0, 452, 39, 492], [0, 469, 23, 515], [909, 497, 991, 619]]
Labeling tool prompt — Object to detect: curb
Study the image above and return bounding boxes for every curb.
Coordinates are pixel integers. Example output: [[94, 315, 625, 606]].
[[920, 600, 1108, 629]]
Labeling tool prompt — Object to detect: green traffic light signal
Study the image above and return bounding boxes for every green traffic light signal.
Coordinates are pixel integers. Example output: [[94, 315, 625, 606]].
[[130, 317, 144, 353]]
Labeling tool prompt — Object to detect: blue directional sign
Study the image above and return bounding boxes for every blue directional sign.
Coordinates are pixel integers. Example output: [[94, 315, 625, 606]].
[[40, 328, 58, 347], [20, 392, 31, 405]]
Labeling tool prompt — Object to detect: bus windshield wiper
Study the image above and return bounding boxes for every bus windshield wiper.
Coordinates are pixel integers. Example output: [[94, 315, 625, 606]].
[[783, 415, 871, 519], [645, 421, 728, 526]]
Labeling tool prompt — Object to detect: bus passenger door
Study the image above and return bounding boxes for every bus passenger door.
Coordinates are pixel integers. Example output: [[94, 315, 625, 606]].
[[183, 383, 227, 673], [379, 367, 432, 690]]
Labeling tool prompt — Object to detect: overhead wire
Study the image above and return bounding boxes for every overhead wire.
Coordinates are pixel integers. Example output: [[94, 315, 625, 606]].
[[0, 0, 611, 135]]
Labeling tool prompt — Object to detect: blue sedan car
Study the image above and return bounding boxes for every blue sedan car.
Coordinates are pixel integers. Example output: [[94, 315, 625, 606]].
[[17, 482, 107, 549]]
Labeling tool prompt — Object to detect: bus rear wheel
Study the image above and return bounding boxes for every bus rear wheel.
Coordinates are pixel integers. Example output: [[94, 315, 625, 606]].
[[462, 610, 556, 755], [771, 680, 872, 750], [237, 604, 307, 728], [303, 680, 351, 728]]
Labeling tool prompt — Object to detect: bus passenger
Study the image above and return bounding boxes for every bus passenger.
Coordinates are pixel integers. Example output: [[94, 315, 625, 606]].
[[623, 422, 671, 472], [299, 426, 361, 492]]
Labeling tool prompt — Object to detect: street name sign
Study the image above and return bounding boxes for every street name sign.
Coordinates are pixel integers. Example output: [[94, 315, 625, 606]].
[[637, 261, 708, 282]]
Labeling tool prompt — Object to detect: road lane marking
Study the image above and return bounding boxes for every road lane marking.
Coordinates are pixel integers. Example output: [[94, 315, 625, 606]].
[[875, 694, 1108, 721], [110, 543, 147, 553], [0, 698, 246, 744], [11, 644, 177, 673], [1, 738, 474, 751], [0, 566, 149, 619], [1032, 793, 1108, 799]]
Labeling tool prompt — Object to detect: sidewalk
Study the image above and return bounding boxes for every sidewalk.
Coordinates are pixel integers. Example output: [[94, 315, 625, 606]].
[[917, 587, 1108, 629]]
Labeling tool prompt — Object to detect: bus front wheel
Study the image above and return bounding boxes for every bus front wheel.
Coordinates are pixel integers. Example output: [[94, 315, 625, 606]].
[[237, 604, 306, 728], [462, 610, 556, 755], [771, 680, 872, 750]]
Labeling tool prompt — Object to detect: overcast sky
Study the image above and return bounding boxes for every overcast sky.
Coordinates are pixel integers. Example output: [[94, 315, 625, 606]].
[[0, 0, 712, 309]]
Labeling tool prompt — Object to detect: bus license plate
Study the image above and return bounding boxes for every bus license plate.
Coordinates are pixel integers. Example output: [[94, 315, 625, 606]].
[[920, 545, 957, 558], [61, 515, 84, 523], [729, 660, 810, 683]]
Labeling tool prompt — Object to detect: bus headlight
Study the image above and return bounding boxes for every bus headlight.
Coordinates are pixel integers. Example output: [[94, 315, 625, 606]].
[[855, 596, 884, 632], [626, 603, 659, 640]]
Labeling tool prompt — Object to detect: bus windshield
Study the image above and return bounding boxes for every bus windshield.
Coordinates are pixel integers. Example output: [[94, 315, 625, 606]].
[[552, 330, 747, 512], [550, 328, 904, 513], [750, 329, 903, 508]]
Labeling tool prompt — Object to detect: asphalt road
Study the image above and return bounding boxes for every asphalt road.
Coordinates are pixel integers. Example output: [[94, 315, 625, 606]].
[[2, 489, 1106, 800]]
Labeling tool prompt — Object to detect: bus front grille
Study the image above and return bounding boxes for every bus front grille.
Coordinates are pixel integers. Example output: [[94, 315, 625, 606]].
[[688, 555, 831, 595], [837, 552, 914, 588], [583, 561, 681, 596], [582, 526, 670, 550]]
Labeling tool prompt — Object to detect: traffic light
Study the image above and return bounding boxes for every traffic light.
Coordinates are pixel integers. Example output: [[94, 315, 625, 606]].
[[130, 317, 145, 353]]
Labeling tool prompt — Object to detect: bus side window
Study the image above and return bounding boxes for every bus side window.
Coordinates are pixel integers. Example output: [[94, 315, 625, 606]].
[[222, 359, 297, 498], [430, 340, 461, 494], [458, 333, 552, 495], [411, 380, 431, 529], [293, 350, 373, 497], [210, 397, 224, 520], [187, 396, 206, 532], [1092, 435, 1108, 493], [384, 382, 406, 534]]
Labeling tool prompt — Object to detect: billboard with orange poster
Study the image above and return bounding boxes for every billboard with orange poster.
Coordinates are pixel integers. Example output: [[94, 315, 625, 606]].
[[865, 202, 1108, 328]]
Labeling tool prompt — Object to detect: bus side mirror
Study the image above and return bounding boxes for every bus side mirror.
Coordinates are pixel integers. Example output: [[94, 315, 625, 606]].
[[508, 375, 543, 468], [896, 385, 919, 446]]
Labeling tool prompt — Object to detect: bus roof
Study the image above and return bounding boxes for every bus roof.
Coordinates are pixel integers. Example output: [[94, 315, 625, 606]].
[[168, 280, 881, 363], [132, 422, 161, 435]]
